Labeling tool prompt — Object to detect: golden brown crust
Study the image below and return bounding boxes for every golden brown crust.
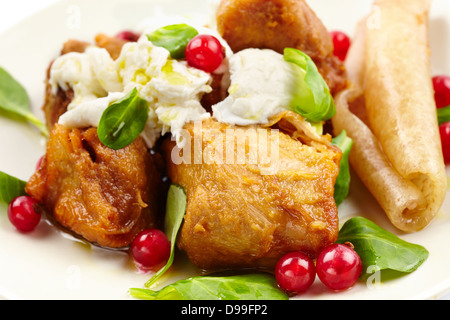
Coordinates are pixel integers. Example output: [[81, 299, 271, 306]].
[[34, 34, 169, 247], [162, 114, 341, 270], [94, 33, 128, 60], [217, 0, 331, 60], [332, 0, 446, 232], [60, 39, 91, 55], [42, 77, 74, 132], [216, 0, 348, 95], [26, 124, 165, 248]]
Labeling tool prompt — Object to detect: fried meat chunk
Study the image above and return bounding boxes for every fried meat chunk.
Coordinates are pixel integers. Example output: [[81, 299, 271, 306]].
[[94, 33, 128, 60], [162, 114, 341, 270], [216, 0, 347, 95], [35, 35, 167, 248], [26, 124, 164, 248]]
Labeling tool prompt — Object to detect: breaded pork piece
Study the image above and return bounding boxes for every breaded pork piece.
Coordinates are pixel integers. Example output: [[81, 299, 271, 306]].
[[34, 35, 166, 248], [26, 124, 165, 248], [216, 0, 347, 95], [94, 33, 128, 60], [162, 113, 342, 270]]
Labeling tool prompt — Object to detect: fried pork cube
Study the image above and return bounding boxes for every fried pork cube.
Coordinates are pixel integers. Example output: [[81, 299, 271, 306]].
[[162, 113, 342, 270], [94, 33, 128, 60], [26, 124, 165, 248], [216, 0, 347, 95], [34, 35, 166, 248]]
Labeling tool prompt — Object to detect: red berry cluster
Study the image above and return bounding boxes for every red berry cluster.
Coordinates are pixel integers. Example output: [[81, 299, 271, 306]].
[[275, 243, 362, 295], [434, 75, 450, 164]]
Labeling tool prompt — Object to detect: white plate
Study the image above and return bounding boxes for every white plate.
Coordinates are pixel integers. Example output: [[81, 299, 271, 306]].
[[0, 0, 449, 300]]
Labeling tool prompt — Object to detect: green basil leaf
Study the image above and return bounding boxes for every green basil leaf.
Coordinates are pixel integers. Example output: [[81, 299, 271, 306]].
[[147, 24, 199, 59], [132, 274, 288, 300], [0, 67, 48, 137], [337, 217, 429, 278], [437, 105, 450, 125], [145, 184, 187, 288], [332, 130, 353, 206], [0, 171, 27, 205], [97, 88, 149, 150], [283, 48, 336, 122]]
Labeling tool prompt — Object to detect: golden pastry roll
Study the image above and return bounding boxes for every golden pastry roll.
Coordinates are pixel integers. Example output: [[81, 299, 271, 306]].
[[332, 0, 447, 232]]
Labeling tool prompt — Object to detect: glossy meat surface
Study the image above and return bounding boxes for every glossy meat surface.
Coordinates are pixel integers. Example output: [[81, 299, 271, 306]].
[[26, 124, 164, 248], [162, 115, 341, 270], [216, 0, 347, 95]]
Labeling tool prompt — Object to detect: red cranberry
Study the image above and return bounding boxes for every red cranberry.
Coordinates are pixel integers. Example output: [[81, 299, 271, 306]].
[[316, 243, 362, 291], [116, 30, 140, 42], [330, 31, 351, 61], [439, 122, 450, 164], [131, 229, 171, 270], [275, 251, 316, 294], [432, 75, 450, 109], [8, 196, 41, 232], [185, 34, 224, 73]]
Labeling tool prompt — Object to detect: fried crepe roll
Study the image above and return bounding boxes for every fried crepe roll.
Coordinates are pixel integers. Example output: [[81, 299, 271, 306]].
[[26, 124, 164, 248], [162, 112, 342, 270], [332, 0, 446, 232], [216, 0, 347, 95]]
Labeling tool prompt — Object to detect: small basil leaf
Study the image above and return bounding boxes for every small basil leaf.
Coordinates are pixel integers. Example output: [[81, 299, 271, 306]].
[[0, 171, 27, 205], [337, 217, 429, 278], [0, 67, 48, 137], [133, 274, 288, 300], [283, 48, 336, 122], [97, 88, 149, 150], [437, 105, 450, 125], [145, 184, 187, 288], [147, 24, 199, 59], [332, 130, 353, 206]]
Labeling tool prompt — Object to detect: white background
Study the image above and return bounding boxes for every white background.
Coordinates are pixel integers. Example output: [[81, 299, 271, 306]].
[[0, 0, 449, 300], [0, 0, 60, 35]]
